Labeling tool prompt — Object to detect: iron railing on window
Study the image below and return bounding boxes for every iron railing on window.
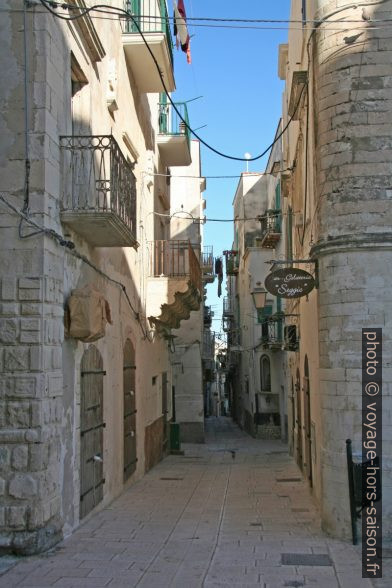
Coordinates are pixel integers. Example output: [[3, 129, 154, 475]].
[[203, 330, 215, 359], [123, 0, 173, 65], [149, 240, 201, 291], [261, 315, 284, 347], [60, 135, 137, 237], [201, 246, 214, 270], [260, 209, 282, 238]]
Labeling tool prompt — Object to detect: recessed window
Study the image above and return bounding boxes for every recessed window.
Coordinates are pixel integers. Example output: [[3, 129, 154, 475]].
[[260, 355, 271, 392]]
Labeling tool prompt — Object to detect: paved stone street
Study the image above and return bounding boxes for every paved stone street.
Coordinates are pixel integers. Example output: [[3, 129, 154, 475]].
[[0, 418, 390, 588]]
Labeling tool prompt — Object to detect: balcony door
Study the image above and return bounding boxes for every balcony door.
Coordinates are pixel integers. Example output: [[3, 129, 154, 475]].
[[162, 372, 169, 453]]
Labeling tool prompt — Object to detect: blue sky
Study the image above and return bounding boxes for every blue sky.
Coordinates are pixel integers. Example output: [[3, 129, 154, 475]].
[[172, 1, 291, 336]]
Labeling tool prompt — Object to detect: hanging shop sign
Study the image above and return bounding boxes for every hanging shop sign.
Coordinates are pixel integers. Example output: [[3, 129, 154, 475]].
[[264, 268, 315, 298]]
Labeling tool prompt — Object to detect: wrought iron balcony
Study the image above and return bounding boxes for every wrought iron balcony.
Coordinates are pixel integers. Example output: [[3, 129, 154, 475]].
[[261, 314, 284, 350], [157, 101, 191, 166], [149, 240, 201, 290], [201, 246, 215, 283], [122, 0, 175, 93], [204, 305, 214, 327], [224, 250, 239, 276], [148, 240, 202, 333], [258, 209, 282, 248], [202, 330, 215, 360], [60, 135, 137, 248], [223, 297, 234, 317]]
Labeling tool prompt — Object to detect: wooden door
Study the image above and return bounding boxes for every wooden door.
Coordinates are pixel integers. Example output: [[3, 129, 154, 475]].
[[162, 372, 168, 453], [80, 345, 105, 519], [295, 370, 303, 470], [123, 339, 137, 481], [303, 356, 313, 486]]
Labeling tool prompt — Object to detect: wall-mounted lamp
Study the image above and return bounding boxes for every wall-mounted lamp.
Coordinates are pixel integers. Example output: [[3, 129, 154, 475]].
[[251, 288, 267, 310]]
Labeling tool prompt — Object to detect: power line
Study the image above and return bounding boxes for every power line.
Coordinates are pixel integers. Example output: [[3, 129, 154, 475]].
[[37, 0, 306, 162], [143, 168, 293, 179], [0, 194, 153, 342], [14, 4, 392, 25]]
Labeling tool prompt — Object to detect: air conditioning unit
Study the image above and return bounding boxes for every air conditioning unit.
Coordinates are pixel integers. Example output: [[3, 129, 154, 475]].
[[284, 325, 299, 351]]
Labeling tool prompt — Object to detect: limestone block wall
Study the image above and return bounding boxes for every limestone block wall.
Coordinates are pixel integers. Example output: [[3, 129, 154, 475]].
[[312, 0, 392, 539], [0, 0, 173, 554]]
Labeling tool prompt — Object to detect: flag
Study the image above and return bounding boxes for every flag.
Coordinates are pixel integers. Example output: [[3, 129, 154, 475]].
[[173, 1, 191, 63]]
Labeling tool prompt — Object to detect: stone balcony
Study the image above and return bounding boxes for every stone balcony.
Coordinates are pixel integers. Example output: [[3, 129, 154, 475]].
[[60, 135, 138, 248], [122, 0, 175, 93], [148, 240, 202, 334]]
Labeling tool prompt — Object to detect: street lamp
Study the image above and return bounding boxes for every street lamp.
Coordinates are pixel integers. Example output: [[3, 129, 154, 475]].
[[251, 288, 267, 310]]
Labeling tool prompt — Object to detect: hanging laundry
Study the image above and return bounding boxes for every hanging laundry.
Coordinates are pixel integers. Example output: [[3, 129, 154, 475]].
[[215, 257, 223, 298], [173, 0, 191, 63]]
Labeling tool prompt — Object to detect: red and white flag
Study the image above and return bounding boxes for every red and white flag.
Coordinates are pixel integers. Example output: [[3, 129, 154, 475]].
[[173, 0, 191, 64]]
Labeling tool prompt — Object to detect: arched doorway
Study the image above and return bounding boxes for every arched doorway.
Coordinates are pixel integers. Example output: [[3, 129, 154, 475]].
[[290, 378, 295, 455], [303, 355, 312, 486], [123, 339, 137, 481], [295, 368, 303, 470], [260, 355, 271, 391], [80, 345, 105, 519]]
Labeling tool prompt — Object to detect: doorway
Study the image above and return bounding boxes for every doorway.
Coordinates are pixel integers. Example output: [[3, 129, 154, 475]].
[[303, 356, 312, 486], [295, 368, 303, 470], [123, 339, 137, 482], [162, 372, 169, 453], [80, 345, 105, 519]]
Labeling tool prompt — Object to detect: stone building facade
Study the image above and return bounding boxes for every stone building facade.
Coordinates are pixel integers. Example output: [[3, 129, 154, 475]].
[[0, 0, 204, 554], [224, 133, 289, 442], [279, 0, 392, 540]]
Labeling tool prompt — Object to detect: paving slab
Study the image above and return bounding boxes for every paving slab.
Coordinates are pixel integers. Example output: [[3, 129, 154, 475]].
[[0, 417, 388, 587]]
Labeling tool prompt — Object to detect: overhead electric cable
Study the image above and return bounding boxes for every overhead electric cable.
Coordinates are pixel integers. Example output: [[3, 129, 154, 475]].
[[37, 0, 307, 162], [0, 194, 153, 342]]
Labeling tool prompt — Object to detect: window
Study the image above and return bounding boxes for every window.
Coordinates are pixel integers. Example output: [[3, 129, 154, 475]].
[[302, 0, 307, 26], [260, 355, 271, 392]]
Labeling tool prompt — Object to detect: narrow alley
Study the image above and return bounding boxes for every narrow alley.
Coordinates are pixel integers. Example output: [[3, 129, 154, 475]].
[[0, 418, 387, 588]]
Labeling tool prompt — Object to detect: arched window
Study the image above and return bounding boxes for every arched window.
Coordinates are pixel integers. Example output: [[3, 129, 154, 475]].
[[260, 355, 271, 391]]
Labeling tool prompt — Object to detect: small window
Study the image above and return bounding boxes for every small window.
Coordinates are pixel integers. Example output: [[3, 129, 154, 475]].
[[302, 0, 307, 26]]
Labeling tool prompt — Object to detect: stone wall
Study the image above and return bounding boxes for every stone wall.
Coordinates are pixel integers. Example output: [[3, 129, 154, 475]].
[[312, 0, 392, 539]]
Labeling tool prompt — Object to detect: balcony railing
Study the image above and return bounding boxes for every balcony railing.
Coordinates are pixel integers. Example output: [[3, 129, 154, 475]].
[[157, 101, 191, 166], [121, 0, 175, 93], [203, 331, 215, 360], [204, 305, 214, 327], [258, 209, 281, 248], [223, 297, 234, 317], [149, 240, 201, 291], [123, 0, 173, 65], [60, 135, 137, 248], [224, 250, 239, 276], [261, 314, 284, 349]]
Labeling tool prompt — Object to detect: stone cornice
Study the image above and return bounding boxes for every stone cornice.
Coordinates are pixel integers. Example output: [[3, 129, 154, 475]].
[[68, 0, 106, 62], [310, 233, 392, 258]]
